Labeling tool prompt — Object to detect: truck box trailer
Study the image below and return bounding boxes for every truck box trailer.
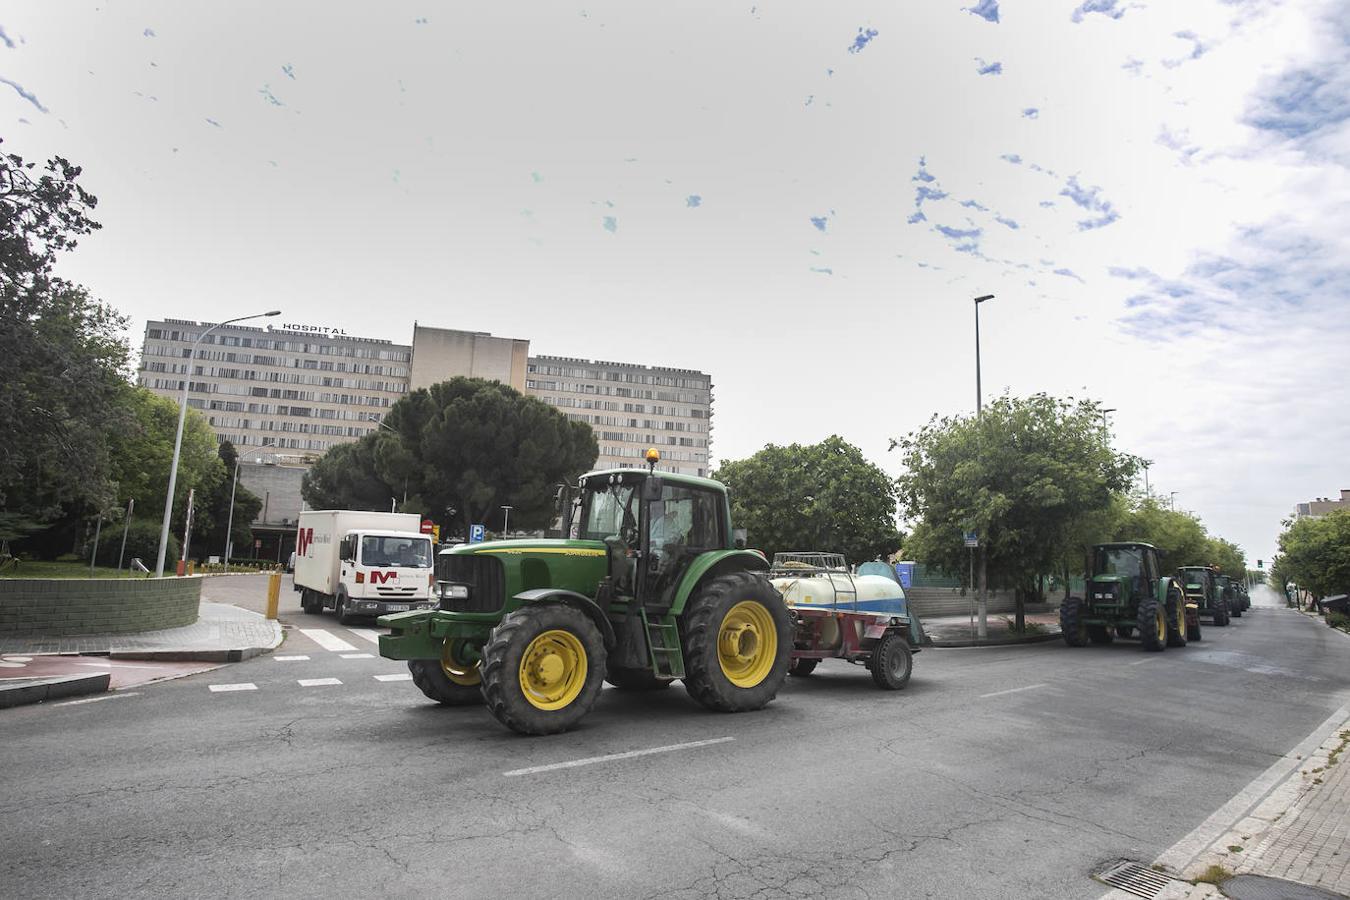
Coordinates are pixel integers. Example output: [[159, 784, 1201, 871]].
[[293, 510, 435, 624]]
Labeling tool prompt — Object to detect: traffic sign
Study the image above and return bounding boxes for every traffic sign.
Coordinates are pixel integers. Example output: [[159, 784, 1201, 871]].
[[420, 519, 435, 535], [470, 524, 486, 543], [963, 531, 979, 548]]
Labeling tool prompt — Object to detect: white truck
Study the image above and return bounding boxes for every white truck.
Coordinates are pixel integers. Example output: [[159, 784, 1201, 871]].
[[293, 510, 436, 624]]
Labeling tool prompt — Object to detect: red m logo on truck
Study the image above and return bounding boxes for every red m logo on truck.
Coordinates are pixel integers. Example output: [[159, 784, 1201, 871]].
[[370, 571, 397, 584], [297, 528, 314, 556]]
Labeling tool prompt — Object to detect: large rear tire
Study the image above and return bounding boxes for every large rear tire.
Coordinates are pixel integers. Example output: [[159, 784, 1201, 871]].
[[869, 634, 913, 690], [408, 636, 485, 706], [1061, 597, 1089, 647], [481, 604, 607, 735], [680, 571, 791, 713], [1166, 587, 1188, 648], [1138, 595, 1167, 652]]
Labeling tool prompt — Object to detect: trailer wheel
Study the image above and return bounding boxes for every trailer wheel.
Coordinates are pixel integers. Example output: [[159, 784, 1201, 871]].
[[869, 634, 913, 690], [1060, 596, 1089, 647], [408, 639, 483, 706], [480, 604, 606, 735], [680, 571, 791, 713], [605, 666, 671, 691], [1087, 625, 1114, 645], [1137, 596, 1167, 652], [788, 658, 818, 677]]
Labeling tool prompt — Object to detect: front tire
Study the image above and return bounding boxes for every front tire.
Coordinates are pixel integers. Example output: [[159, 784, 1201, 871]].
[[680, 571, 791, 713], [481, 604, 606, 735], [1061, 597, 1089, 647], [409, 637, 484, 706], [788, 657, 819, 677], [335, 592, 356, 625], [1138, 595, 1167, 652], [869, 634, 913, 690]]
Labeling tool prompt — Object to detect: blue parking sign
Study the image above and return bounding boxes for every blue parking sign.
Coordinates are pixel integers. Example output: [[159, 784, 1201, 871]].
[[470, 524, 486, 543]]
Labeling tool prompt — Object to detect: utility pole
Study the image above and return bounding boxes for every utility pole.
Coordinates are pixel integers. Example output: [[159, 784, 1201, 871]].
[[1170, 491, 1178, 512], [974, 294, 994, 640]]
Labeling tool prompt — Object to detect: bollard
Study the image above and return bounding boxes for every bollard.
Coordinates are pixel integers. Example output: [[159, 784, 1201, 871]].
[[266, 569, 281, 620]]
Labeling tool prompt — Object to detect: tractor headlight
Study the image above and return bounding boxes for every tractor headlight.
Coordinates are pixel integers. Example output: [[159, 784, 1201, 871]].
[[437, 582, 470, 602]]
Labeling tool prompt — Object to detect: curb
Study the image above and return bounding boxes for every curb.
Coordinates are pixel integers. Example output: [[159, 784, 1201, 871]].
[[930, 631, 1063, 648], [108, 646, 272, 663], [0, 673, 111, 709]]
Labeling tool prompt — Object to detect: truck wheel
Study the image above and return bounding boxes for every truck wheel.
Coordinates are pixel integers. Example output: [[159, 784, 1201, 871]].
[[869, 634, 912, 690], [1137, 596, 1167, 652], [335, 592, 356, 625], [1060, 597, 1089, 647], [300, 589, 321, 614], [1166, 589, 1188, 648], [408, 639, 484, 706], [480, 604, 606, 735], [1087, 625, 1114, 645], [1115, 626, 1134, 639], [788, 658, 819, 677], [605, 666, 671, 691], [680, 571, 791, 713]]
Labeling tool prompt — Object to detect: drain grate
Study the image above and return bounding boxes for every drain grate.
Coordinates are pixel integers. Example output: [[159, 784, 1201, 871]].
[[1095, 860, 1181, 899]]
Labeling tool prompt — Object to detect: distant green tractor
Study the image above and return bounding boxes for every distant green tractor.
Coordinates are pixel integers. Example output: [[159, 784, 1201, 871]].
[[1178, 566, 1229, 627], [1215, 574, 1244, 618], [1062, 542, 1192, 651], [377, 451, 792, 735]]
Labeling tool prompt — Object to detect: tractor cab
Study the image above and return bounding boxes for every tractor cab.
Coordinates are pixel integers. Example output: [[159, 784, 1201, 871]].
[[1086, 542, 1161, 611]]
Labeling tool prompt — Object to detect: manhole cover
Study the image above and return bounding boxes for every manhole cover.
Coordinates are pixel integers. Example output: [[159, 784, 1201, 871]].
[[1095, 860, 1182, 899], [1222, 874, 1349, 900]]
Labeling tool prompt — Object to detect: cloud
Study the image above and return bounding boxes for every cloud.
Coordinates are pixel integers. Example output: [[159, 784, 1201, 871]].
[[205, 117, 222, 127], [259, 85, 284, 107], [907, 211, 927, 224], [935, 225, 981, 240], [810, 215, 829, 232], [0, 26, 15, 49], [282, 64, 296, 80], [847, 27, 878, 55], [1121, 57, 1144, 75], [1163, 30, 1208, 68], [1157, 126, 1201, 163], [602, 216, 617, 233], [0, 76, 47, 112], [685, 194, 702, 208], [1070, 0, 1128, 23], [959, 199, 988, 211], [1022, 108, 1039, 119], [975, 58, 1003, 76], [1245, 67, 1350, 146], [995, 216, 1019, 229], [965, 0, 999, 24], [1059, 175, 1120, 230], [809, 266, 834, 275], [1000, 153, 1022, 164], [143, 27, 156, 37]]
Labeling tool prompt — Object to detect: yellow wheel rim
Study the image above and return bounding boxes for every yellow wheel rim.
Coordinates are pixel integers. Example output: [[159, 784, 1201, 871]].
[[1156, 606, 1167, 643], [441, 639, 481, 686], [1176, 598, 1186, 636], [718, 600, 778, 688], [518, 629, 588, 711]]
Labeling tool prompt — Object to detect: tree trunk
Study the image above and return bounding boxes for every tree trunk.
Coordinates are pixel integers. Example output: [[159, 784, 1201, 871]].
[[1014, 580, 1026, 633], [977, 544, 988, 639], [1063, 564, 1072, 600]]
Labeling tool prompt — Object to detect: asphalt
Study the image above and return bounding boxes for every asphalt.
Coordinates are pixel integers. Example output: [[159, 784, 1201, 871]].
[[1, 586, 1347, 899]]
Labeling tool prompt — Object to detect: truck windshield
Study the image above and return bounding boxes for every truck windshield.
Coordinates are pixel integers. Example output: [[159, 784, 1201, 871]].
[[577, 483, 638, 542], [360, 536, 432, 568]]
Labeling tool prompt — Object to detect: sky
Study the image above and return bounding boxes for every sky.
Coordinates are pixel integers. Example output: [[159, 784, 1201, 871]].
[[3, 0, 1348, 566]]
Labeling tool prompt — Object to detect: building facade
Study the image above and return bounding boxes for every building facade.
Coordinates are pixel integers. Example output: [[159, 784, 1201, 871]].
[[524, 355, 713, 477], [1294, 490, 1350, 519], [408, 324, 530, 392], [138, 319, 411, 455]]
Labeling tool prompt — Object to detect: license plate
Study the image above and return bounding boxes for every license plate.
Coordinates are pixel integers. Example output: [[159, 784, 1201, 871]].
[[386, 604, 409, 612]]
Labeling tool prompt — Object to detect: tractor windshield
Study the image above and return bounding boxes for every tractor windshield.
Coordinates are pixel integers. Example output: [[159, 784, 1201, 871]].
[[577, 482, 638, 542], [1094, 547, 1143, 579]]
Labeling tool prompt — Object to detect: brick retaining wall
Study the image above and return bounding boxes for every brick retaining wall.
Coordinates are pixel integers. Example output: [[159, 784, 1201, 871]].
[[0, 577, 202, 637]]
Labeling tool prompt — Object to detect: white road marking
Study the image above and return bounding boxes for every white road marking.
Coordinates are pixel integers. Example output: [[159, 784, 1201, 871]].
[[209, 683, 257, 692], [298, 628, 358, 653], [504, 737, 736, 777], [374, 673, 413, 682], [346, 628, 383, 645], [340, 653, 374, 659], [3, 656, 33, 662], [274, 655, 311, 661], [298, 677, 342, 687], [0, 661, 25, 668], [979, 683, 1048, 699], [1129, 657, 1156, 666], [53, 691, 141, 707]]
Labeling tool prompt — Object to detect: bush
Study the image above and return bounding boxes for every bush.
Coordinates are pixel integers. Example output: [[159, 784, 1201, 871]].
[[1328, 612, 1350, 633], [95, 519, 178, 569]]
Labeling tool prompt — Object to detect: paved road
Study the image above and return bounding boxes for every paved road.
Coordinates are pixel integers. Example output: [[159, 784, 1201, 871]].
[[2, 586, 1347, 899]]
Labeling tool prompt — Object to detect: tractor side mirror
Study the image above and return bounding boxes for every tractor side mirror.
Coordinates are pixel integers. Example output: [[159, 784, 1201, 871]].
[[641, 476, 664, 502]]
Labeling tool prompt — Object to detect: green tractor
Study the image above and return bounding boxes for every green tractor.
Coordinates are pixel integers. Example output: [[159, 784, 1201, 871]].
[[1177, 566, 1229, 626], [1061, 542, 1193, 651], [1215, 574, 1244, 617], [376, 451, 792, 735]]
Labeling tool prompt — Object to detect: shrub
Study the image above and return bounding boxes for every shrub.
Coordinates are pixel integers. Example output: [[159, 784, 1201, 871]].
[[95, 519, 178, 569]]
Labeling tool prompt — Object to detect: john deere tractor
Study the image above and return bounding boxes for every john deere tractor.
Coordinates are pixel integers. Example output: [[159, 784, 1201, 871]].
[[1177, 566, 1229, 627], [1061, 542, 1193, 651], [377, 450, 792, 735]]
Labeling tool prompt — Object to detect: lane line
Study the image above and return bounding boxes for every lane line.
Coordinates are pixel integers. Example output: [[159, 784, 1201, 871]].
[[340, 653, 374, 660], [298, 629, 358, 653], [979, 683, 1048, 699], [209, 683, 257, 692], [374, 673, 413, 682], [1129, 658, 1156, 666], [346, 628, 383, 645], [274, 655, 311, 661], [298, 677, 342, 687], [53, 691, 141, 707], [504, 737, 735, 777]]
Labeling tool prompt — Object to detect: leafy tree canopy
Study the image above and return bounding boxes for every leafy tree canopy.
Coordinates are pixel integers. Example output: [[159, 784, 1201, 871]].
[[302, 377, 598, 536], [713, 435, 903, 563], [1274, 510, 1350, 598]]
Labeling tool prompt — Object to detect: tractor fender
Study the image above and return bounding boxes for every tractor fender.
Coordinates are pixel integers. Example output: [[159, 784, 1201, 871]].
[[670, 550, 772, 616], [512, 588, 617, 650]]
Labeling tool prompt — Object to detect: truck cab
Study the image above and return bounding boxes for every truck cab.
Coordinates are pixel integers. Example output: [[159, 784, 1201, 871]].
[[294, 510, 436, 624]]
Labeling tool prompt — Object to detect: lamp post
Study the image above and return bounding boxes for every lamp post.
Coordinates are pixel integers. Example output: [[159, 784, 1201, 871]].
[[1170, 491, 1178, 512], [973, 294, 994, 640], [222, 458, 241, 573], [1101, 408, 1117, 429], [375, 419, 407, 507], [155, 311, 281, 577], [1143, 463, 1150, 497], [501, 505, 513, 535]]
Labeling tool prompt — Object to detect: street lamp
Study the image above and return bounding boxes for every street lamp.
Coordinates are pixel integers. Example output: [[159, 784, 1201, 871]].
[[1169, 491, 1178, 512], [155, 311, 281, 577], [375, 418, 407, 508], [1101, 408, 1117, 429], [501, 505, 513, 535], [222, 457, 241, 573], [974, 295, 994, 415]]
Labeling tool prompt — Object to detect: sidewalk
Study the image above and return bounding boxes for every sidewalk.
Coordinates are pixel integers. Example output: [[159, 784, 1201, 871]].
[[923, 610, 1062, 646]]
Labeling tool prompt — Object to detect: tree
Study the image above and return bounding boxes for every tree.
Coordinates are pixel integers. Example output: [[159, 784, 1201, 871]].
[[194, 442, 263, 561], [1112, 498, 1211, 569], [1204, 536, 1247, 583], [894, 394, 1140, 631], [1275, 510, 1350, 600], [1, 143, 131, 542], [302, 377, 598, 536], [713, 436, 903, 564]]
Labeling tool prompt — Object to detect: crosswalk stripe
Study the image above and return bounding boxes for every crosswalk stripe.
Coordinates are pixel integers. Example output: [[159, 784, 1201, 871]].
[[298, 628, 358, 653], [209, 683, 257, 692], [374, 673, 412, 682], [298, 677, 342, 687], [340, 653, 374, 659], [274, 655, 310, 661], [346, 628, 383, 645]]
